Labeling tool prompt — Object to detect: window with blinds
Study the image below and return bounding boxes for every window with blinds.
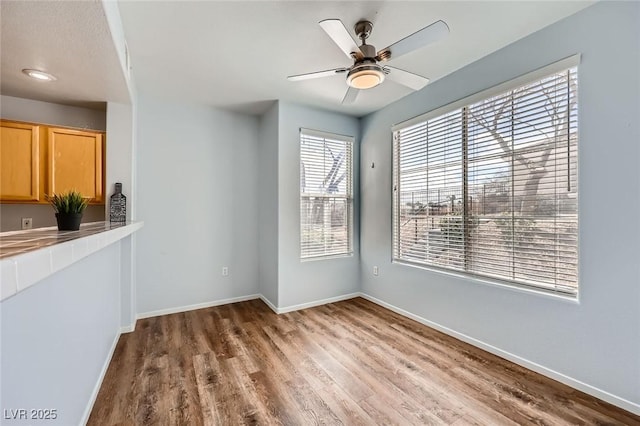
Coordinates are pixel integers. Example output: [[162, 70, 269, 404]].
[[393, 63, 578, 295], [300, 129, 353, 259]]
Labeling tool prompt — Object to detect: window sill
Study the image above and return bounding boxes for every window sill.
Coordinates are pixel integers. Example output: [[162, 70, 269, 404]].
[[301, 252, 354, 263], [392, 260, 580, 304]]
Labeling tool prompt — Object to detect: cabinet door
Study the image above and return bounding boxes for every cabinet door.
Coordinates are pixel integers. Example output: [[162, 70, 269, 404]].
[[48, 127, 104, 203], [0, 121, 40, 201]]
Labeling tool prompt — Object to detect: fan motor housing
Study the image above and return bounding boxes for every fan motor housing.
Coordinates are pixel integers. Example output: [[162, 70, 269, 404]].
[[357, 44, 377, 59]]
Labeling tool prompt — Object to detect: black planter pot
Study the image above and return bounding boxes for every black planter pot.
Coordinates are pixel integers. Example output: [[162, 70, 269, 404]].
[[55, 212, 83, 231]]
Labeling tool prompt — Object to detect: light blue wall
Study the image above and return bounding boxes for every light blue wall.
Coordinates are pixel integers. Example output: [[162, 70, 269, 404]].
[[105, 102, 137, 330], [134, 98, 359, 314], [1, 243, 122, 425], [277, 101, 361, 308], [258, 102, 279, 306], [135, 96, 260, 315], [0, 95, 106, 130], [360, 1, 640, 409]]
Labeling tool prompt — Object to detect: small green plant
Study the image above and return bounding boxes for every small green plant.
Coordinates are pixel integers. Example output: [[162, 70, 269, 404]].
[[48, 190, 89, 214]]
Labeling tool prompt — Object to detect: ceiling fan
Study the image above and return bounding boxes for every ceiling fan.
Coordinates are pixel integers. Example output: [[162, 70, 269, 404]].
[[287, 18, 449, 104]]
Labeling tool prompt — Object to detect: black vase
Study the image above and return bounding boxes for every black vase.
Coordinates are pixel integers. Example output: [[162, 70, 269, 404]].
[[56, 213, 83, 231]]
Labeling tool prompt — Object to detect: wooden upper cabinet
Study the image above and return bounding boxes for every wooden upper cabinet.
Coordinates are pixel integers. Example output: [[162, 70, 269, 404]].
[[0, 120, 40, 201], [48, 127, 104, 203]]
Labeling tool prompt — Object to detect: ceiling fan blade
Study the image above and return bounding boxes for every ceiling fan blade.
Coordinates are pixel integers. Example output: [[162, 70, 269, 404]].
[[287, 68, 349, 81], [377, 20, 449, 62], [342, 86, 359, 104], [319, 19, 364, 59], [385, 66, 430, 91]]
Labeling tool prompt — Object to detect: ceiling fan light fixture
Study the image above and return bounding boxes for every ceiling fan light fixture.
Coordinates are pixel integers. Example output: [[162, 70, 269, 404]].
[[347, 64, 385, 89], [290, 17, 447, 102], [22, 69, 56, 82]]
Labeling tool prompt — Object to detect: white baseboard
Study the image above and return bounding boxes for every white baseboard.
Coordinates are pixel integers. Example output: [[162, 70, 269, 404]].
[[259, 294, 279, 313], [137, 292, 360, 318], [80, 331, 121, 425], [269, 292, 360, 314], [120, 320, 136, 334], [136, 294, 261, 320], [359, 292, 640, 416]]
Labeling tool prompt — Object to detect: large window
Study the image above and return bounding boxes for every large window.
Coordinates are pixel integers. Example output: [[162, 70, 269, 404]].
[[300, 129, 353, 259], [393, 59, 578, 295]]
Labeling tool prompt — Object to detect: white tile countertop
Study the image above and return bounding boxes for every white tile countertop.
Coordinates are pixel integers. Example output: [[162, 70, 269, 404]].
[[0, 221, 143, 302]]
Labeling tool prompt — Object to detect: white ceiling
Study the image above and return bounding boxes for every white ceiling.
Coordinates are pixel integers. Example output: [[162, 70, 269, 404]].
[[1, 1, 593, 117], [0, 1, 129, 110], [118, 1, 593, 116]]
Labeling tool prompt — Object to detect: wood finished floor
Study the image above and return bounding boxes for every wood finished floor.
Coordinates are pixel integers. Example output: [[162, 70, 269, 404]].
[[89, 298, 640, 425]]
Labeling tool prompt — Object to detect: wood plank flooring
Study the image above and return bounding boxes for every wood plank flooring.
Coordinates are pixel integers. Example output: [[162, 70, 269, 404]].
[[89, 298, 640, 425]]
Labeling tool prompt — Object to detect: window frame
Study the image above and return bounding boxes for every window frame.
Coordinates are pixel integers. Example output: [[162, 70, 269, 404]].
[[391, 55, 580, 297], [299, 128, 354, 261]]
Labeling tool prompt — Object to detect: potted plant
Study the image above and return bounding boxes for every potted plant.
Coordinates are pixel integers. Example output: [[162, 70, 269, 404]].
[[48, 190, 89, 231]]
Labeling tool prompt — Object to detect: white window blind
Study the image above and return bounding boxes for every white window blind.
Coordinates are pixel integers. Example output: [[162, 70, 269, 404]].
[[300, 129, 353, 259], [393, 65, 578, 295]]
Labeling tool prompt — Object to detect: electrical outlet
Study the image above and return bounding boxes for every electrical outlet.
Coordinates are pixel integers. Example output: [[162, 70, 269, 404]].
[[222, 266, 229, 277], [21, 218, 33, 230], [373, 266, 379, 276]]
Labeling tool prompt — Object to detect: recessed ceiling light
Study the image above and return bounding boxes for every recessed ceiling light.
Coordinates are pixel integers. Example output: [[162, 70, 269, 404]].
[[22, 69, 57, 82]]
